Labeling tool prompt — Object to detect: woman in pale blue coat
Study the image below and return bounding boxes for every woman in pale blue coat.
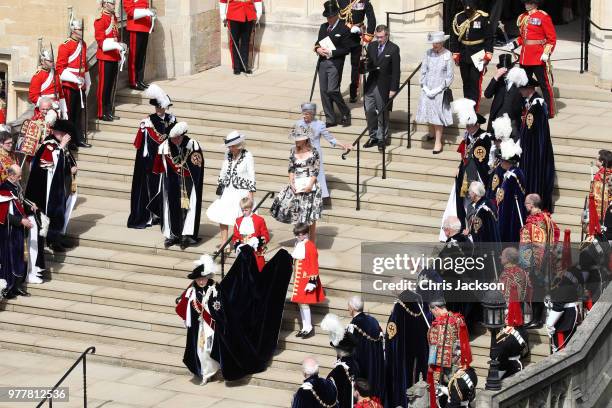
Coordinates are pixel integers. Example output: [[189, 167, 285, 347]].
[[295, 103, 350, 199]]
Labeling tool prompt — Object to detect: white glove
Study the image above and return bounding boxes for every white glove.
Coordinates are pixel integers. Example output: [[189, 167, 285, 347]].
[[422, 85, 431, 96], [219, 3, 227, 24], [304, 282, 316, 293], [134, 8, 155, 20], [247, 236, 260, 249], [103, 38, 124, 53], [59, 99, 68, 119], [428, 86, 442, 97], [255, 2, 262, 24], [350, 25, 362, 34], [84, 72, 91, 96], [540, 53, 550, 62], [60, 70, 84, 87]]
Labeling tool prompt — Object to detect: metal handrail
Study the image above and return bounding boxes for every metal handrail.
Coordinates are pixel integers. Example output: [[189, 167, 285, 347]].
[[213, 191, 275, 277], [385, 1, 444, 32], [341, 62, 421, 211], [36, 346, 96, 408]]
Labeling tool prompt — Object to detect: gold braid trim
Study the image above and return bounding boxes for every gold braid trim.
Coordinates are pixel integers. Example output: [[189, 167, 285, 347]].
[[338, 0, 361, 26], [397, 300, 422, 317], [448, 369, 466, 402], [453, 10, 487, 42], [305, 380, 339, 408], [353, 324, 383, 342]]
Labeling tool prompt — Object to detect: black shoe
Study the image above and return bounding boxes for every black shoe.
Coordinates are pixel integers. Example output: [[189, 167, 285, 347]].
[[525, 320, 543, 329], [61, 238, 76, 249], [16, 287, 31, 297], [137, 81, 150, 89], [341, 115, 352, 127], [325, 122, 338, 128], [180, 236, 199, 250], [363, 138, 378, 148], [244, 69, 253, 74], [377, 142, 385, 152], [49, 242, 66, 253], [133, 83, 147, 91], [349, 96, 358, 103], [164, 237, 179, 249], [68, 144, 79, 152], [77, 141, 91, 148], [101, 114, 114, 122], [301, 327, 315, 339], [295, 330, 305, 338], [233, 69, 241, 75], [1, 289, 16, 300]]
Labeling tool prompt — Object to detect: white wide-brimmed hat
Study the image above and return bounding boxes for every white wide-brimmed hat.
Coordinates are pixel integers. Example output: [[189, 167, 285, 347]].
[[426, 31, 450, 44], [224, 130, 245, 147]]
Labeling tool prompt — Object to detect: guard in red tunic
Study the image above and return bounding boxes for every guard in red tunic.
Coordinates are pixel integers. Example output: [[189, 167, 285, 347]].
[[29, 49, 67, 119], [507, 0, 557, 117], [291, 222, 325, 339], [231, 196, 270, 272], [57, 18, 91, 149], [427, 300, 472, 408], [219, 0, 262, 75], [94, 0, 126, 122], [123, 0, 155, 90]]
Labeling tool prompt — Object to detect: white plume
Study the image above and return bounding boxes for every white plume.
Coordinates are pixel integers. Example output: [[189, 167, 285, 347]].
[[144, 84, 171, 109], [0, 278, 6, 292], [506, 67, 528, 88], [193, 254, 219, 275], [451, 98, 477, 126], [169, 122, 188, 138], [500, 138, 522, 160], [320, 313, 346, 347], [492, 114, 512, 140], [45, 109, 58, 126]]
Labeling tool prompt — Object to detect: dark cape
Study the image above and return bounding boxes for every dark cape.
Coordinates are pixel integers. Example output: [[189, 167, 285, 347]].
[[0, 181, 27, 293], [292, 375, 339, 408], [350, 313, 385, 401], [128, 113, 175, 229], [469, 198, 502, 286], [384, 294, 431, 408], [148, 136, 204, 239], [208, 246, 293, 381], [486, 164, 506, 213], [519, 93, 556, 212], [455, 129, 493, 230], [25, 136, 75, 244], [182, 280, 215, 377], [497, 167, 527, 243], [327, 356, 359, 408]]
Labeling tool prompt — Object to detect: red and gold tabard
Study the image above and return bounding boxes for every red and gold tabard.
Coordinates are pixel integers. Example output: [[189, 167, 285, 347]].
[[231, 213, 270, 272], [516, 9, 557, 66], [220, 0, 260, 22], [291, 239, 325, 304], [56, 38, 88, 91], [587, 167, 612, 236], [354, 396, 383, 408], [28, 68, 64, 104], [519, 211, 559, 270], [499, 263, 532, 327], [0, 150, 16, 183], [123, 0, 154, 33]]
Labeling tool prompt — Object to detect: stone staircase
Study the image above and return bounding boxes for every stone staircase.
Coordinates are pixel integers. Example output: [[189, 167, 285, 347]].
[[1, 66, 609, 397]]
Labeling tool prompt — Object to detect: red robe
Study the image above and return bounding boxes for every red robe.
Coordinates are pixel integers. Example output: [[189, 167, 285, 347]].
[[123, 0, 154, 33], [354, 397, 383, 408], [290, 239, 325, 304], [28, 68, 64, 104], [516, 9, 557, 66], [56, 38, 88, 92], [220, 0, 260, 22], [231, 213, 270, 272]]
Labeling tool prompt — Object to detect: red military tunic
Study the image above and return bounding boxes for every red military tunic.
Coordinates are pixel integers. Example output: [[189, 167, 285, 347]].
[[29, 68, 64, 104], [231, 213, 270, 272], [94, 11, 121, 62], [57, 38, 88, 91], [220, 0, 260, 22], [516, 9, 556, 66], [427, 311, 472, 408], [587, 167, 612, 236], [290, 239, 325, 304], [123, 0, 154, 33], [0, 108, 5, 125]]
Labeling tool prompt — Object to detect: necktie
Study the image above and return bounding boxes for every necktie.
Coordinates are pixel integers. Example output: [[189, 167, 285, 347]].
[[327, 25, 332, 33], [378, 44, 384, 56]]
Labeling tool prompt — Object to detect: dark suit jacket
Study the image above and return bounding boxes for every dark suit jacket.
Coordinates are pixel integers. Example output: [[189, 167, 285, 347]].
[[364, 40, 401, 104], [315, 20, 352, 72], [484, 76, 523, 137]]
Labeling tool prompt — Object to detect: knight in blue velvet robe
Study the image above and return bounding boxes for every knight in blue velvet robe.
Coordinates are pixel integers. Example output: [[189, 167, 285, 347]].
[[384, 291, 431, 408], [326, 334, 360, 408], [348, 303, 385, 401], [0, 177, 29, 298], [467, 192, 502, 285], [487, 162, 505, 213], [519, 88, 555, 213], [497, 164, 526, 243], [292, 372, 338, 408]]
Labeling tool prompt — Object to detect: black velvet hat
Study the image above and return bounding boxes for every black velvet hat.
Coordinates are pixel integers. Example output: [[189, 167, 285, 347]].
[[322, 1, 340, 17], [50, 119, 77, 136], [497, 53, 515, 69]]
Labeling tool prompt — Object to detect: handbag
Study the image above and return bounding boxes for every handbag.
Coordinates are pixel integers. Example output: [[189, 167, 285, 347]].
[[215, 184, 225, 196], [443, 87, 454, 107]]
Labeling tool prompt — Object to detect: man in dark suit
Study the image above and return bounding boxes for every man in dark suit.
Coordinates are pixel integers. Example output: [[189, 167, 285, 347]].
[[483, 54, 523, 138], [362, 25, 400, 151], [315, 1, 352, 128]]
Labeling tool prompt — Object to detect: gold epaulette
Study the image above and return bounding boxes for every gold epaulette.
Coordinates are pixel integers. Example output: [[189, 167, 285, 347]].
[[476, 10, 489, 18], [517, 13, 529, 27]]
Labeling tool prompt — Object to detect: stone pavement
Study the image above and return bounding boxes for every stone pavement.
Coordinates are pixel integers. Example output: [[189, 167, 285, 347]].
[[0, 349, 294, 408]]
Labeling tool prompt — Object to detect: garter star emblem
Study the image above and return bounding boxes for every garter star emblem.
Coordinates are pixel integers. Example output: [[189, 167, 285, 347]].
[[213, 300, 221, 311], [474, 146, 486, 162], [386, 322, 397, 340], [526, 113, 534, 130], [191, 152, 203, 166]]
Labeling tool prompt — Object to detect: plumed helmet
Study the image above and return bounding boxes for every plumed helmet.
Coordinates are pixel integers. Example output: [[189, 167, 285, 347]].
[[187, 254, 219, 279], [40, 48, 53, 63], [144, 84, 172, 110], [492, 114, 512, 141], [169, 122, 188, 138]]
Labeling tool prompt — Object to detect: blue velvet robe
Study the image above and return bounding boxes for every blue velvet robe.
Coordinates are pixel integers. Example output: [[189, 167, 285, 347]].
[[350, 313, 385, 401], [497, 166, 526, 243], [291, 375, 338, 408]]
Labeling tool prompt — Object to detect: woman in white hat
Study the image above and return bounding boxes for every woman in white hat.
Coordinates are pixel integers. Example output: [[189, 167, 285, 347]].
[[206, 131, 256, 249], [296, 102, 350, 201], [270, 125, 323, 242], [416, 31, 454, 154]]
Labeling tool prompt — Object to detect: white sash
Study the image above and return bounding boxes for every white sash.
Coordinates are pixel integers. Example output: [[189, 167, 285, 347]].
[[40, 69, 55, 93], [68, 41, 82, 64]]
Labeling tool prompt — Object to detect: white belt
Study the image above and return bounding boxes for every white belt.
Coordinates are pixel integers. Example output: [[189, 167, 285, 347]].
[[564, 302, 577, 308], [67, 67, 82, 74], [508, 355, 524, 371]]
